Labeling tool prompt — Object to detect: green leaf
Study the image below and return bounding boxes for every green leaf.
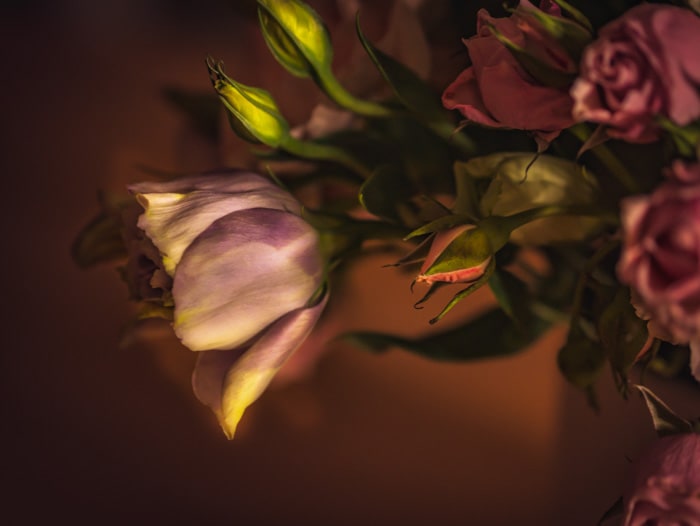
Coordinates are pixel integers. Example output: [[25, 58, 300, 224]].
[[635, 385, 694, 438], [343, 307, 550, 362], [557, 324, 606, 398], [597, 287, 649, 389], [359, 165, 414, 223], [72, 209, 127, 268], [355, 13, 445, 121], [488, 267, 531, 328]]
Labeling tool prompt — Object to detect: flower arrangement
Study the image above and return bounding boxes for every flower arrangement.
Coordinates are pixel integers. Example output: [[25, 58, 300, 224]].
[[74, 0, 700, 521]]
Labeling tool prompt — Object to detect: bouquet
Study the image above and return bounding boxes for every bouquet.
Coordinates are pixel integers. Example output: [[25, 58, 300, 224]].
[[74, 1, 700, 522]]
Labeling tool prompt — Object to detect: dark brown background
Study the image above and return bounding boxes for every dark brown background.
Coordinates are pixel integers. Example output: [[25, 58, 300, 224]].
[[2, 1, 699, 524]]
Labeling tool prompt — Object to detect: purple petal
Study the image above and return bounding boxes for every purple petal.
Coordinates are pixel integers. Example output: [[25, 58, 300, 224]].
[[191, 293, 328, 438], [172, 208, 323, 352]]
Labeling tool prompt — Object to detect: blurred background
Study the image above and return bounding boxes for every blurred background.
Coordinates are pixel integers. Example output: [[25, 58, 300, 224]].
[[2, 1, 699, 524]]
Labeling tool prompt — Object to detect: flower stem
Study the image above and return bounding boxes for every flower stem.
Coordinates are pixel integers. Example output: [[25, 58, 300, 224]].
[[568, 124, 640, 193], [319, 73, 394, 118], [281, 135, 373, 179]]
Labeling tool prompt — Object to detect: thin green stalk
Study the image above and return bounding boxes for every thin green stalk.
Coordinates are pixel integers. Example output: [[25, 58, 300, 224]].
[[569, 124, 640, 193], [281, 135, 373, 179]]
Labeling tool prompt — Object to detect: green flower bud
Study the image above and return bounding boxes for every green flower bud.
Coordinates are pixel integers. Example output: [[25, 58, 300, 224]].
[[256, 0, 333, 79], [207, 58, 290, 147]]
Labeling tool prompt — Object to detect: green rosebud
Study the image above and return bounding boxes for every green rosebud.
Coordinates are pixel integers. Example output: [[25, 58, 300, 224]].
[[256, 0, 333, 80], [416, 225, 494, 285], [207, 58, 290, 147], [456, 153, 601, 245]]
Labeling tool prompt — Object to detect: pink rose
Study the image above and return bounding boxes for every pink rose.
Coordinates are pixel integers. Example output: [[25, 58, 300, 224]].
[[571, 4, 700, 143], [442, 0, 576, 149], [623, 434, 700, 525], [665, 159, 700, 185], [617, 182, 700, 380]]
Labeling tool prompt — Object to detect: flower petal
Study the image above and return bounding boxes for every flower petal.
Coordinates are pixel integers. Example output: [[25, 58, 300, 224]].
[[132, 175, 299, 275], [172, 208, 323, 351], [191, 293, 328, 438]]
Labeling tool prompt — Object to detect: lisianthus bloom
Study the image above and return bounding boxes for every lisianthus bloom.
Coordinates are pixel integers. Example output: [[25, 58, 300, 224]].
[[617, 182, 700, 381], [571, 4, 700, 143], [124, 171, 327, 437], [623, 433, 700, 525], [442, 0, 577, 150]]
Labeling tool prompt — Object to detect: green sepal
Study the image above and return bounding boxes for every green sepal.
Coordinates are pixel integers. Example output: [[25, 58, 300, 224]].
[[550, 0, 594, 33], [404, 214, 472, 240], [342, 306, 550, 362], [429, 257, 495, 324], [515, 4, 592, 62], [72, 204, 127, 268], [486, 23, 576, 88], [635, 385, 695, 437]]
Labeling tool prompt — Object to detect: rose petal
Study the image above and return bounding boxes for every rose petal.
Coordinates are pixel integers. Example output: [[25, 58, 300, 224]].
[[172, 208, 323, 351], [191, 293, 329, 438]]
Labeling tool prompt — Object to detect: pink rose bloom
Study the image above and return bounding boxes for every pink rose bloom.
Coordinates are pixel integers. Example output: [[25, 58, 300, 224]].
[[665, 160, 700, 185], [571, 4, 700, 143], [442, 0, 576, 150], [617, 182, 700, 380], [623, 434, 700, 525]]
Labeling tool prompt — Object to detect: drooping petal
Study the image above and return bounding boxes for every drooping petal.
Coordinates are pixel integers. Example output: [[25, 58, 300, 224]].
[[172, 208, 323, 352], [192, 293, 328, 438], [133, 180, 299, 275]]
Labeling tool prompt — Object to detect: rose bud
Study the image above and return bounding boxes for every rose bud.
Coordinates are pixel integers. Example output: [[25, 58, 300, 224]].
[[571, 4, 700, 143], [125, 171, 327, 438], [442, 0, 581, 150], [623, 433, 700, 525], [416, 225, 493, 285]]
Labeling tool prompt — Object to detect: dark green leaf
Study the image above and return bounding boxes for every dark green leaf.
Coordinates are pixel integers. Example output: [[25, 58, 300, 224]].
[[72, 210, 126, 268], [343, 307, 550, 362], [359, 165, 414, 223], [557, 325, 606, 391], [488, 267, 531, 328], [355, 14, 445, 121], [597, 287, 649, 386]]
